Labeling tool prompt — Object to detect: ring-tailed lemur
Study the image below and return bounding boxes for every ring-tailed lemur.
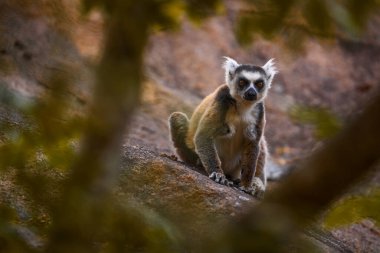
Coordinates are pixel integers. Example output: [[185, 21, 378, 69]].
[[169, 57, 277, 198]]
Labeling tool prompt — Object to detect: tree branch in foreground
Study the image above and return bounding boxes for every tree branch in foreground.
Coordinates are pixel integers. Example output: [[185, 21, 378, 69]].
[[216, 92, 380, 252]]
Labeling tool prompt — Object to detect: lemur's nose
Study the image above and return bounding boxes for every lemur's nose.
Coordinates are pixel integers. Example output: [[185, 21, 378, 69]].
[[244, 88, 257, 101]]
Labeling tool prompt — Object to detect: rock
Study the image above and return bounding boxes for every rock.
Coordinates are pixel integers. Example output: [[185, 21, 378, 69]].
[[0, 1, 92, 107], [117, 145, 256, 239], [116, 146, 353, 252]]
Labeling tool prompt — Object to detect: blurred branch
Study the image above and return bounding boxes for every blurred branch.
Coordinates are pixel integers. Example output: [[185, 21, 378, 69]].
[[217, 92, 380, 252], [269, 93, 380, 217], [45, 2, 149, 252], [45, 0, 223, 251]]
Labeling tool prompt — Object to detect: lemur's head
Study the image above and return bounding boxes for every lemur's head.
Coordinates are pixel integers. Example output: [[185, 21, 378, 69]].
[[223, 57, 277, 103]]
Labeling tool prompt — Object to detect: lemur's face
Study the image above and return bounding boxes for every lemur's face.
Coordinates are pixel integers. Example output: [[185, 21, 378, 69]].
[[231, 66, 268, 102], [223, 57, 277, 103]]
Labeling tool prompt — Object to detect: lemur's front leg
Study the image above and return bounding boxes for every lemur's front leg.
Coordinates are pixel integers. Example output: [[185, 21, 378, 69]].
[[240, 125, 266, 199], [194, 131, 233, 186], [253, 140, 267, 198]]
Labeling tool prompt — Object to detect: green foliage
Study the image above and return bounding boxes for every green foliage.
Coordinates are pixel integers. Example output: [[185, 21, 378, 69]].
[[236, 0, 380, 48], [82, 0, 223, 30], [323, 188, 380, 229], [183, 0, 224, 22], [290, 106, 342, 139], [304, 0, 333, 33], [345, 0, 380, 30]]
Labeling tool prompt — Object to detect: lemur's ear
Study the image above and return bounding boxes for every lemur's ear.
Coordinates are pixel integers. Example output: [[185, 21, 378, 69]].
[[262, 58, 278, 85], [223, 56, 239, 84]]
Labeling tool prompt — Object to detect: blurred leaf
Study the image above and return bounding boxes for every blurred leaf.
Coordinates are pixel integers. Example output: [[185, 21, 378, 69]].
[[290, 106, 342, 139], [235, 0, 380, 48], [345, 0, 379, 29], [236, 0, 298, 44], [323, 188, 380, 229], [330, 2, 360, 37], [184, 0, 223, 22], [281, 26, 308, 53], [304, 0, 332, 34]]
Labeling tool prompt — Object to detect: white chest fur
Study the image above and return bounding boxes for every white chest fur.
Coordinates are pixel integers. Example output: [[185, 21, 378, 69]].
[[224, 104, 259, 137]]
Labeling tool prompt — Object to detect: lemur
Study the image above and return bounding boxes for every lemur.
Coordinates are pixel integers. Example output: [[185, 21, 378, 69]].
[[169, 57, 277, 198]]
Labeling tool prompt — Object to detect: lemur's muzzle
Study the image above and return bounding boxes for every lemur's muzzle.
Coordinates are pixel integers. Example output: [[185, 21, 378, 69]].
[[243, 88, 257, 101]]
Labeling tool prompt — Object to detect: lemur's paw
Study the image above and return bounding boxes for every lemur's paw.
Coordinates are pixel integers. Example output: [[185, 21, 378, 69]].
[[239, 178, 265, 199], [209, 172, 234, 186], [251, 177, 265, 199], [239, 185, 254, 195]]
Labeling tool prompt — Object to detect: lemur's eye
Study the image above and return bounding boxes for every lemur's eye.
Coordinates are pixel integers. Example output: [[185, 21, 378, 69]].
[[255, 80, 264, 90], [238, 79, 248, 89]]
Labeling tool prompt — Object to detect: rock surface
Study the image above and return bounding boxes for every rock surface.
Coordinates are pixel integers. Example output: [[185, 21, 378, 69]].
[[117, 146, 358, 253], [0, 1, 91, 108], [118, 146, 256, 237]]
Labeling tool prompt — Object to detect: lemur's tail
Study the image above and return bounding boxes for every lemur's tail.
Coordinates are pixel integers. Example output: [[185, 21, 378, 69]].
[[168, 112, 199, 166]]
